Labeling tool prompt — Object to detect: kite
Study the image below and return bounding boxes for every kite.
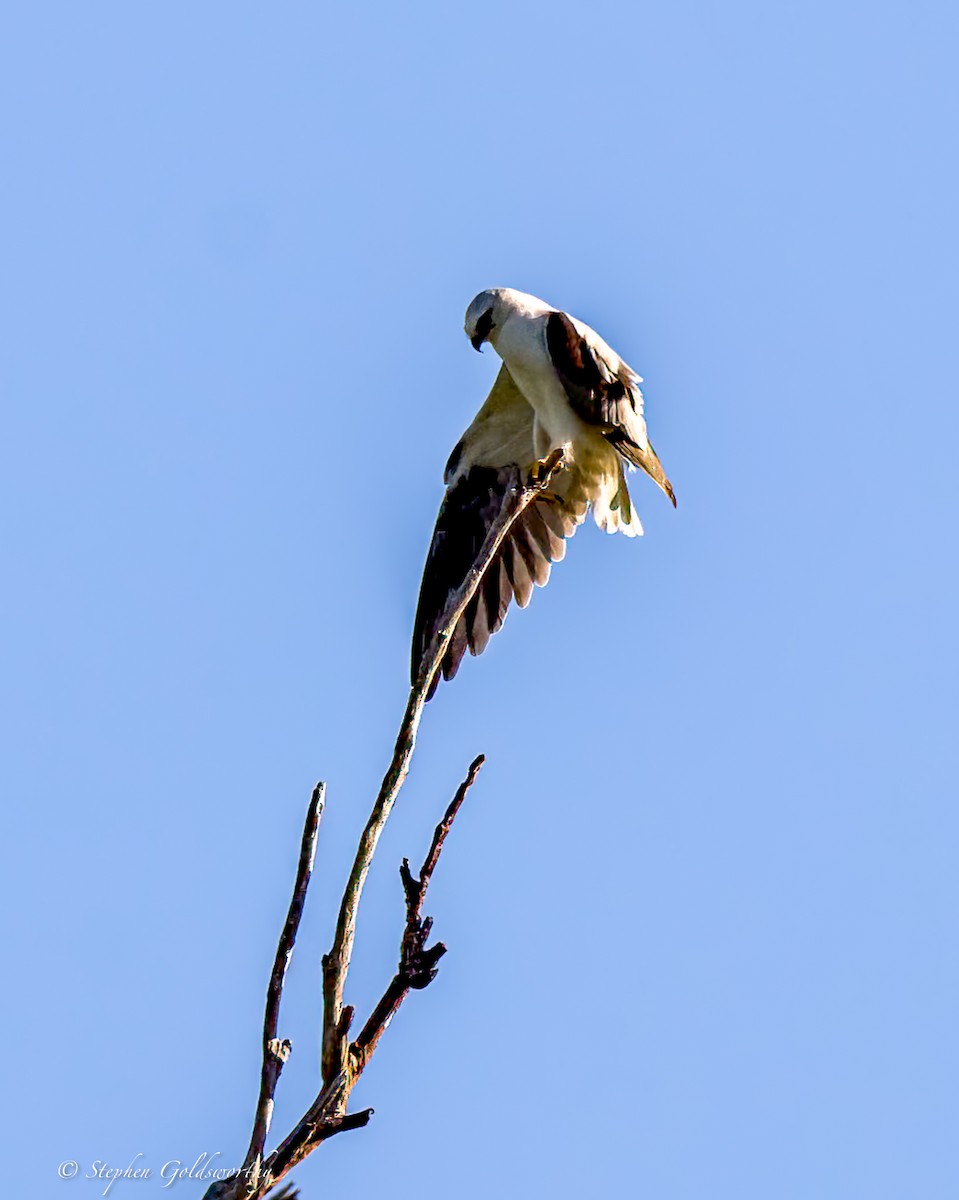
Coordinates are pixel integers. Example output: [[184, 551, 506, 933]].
[[412, 287, 675, 692]]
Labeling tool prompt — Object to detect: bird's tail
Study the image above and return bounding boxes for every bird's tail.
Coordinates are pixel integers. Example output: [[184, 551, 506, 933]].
[[631, 439, 676, 507], [605, 427, 676, 507]]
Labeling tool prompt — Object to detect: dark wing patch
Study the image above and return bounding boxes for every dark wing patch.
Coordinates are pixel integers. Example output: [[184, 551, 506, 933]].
[[546, 311, 676, 507], [411, 467, 573, 696], [546, 310, 635, 428]]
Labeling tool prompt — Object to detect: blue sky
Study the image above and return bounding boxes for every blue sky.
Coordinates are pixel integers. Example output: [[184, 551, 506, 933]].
[[3, 2, 958, 1197]]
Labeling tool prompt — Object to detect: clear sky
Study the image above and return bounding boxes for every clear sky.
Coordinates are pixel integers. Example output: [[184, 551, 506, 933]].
[[3, 2, 958, 1197]]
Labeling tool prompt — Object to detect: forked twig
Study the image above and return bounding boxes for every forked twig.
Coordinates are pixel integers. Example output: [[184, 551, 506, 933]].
[[352, 752, 486, 1067]]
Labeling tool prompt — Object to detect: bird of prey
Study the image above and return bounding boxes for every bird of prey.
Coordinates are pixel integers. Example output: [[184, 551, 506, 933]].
[[411, 287, 675, 693]]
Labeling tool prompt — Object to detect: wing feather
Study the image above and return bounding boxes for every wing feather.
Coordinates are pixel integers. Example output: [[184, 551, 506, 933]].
[[444, 617, 468, 683], [465, 587, 490, 657], [525, 504, 565, 561], [511, 521, 550, 588], [503, 539, 534, 610]]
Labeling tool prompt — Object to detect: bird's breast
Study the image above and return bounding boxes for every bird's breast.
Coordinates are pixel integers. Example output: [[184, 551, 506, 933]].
[[494, 317, 586, 449]]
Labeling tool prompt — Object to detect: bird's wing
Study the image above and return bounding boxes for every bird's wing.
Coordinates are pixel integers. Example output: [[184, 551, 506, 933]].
[[545, 310, 676, 507], [411, 364, 586, 694]]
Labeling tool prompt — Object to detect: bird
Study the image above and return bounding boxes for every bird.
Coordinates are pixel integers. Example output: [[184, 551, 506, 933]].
[[411, 287, 676, 694]]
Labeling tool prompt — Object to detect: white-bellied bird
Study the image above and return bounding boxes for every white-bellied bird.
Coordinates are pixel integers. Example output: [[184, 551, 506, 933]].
[[412, 287, 676, 695]]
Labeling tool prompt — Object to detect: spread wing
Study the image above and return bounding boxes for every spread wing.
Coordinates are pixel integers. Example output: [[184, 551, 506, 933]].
[[411, 365, 585, 696], [545, 310, 676, 506]]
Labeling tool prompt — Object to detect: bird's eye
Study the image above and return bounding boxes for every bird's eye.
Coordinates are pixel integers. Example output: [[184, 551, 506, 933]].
[[475, 309, 494, 340], [470, 308, 495, 351]]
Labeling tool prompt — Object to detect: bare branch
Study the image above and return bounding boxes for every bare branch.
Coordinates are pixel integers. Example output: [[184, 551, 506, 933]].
[[412, 752, 485, 910], [261, 1106, 374, 1190], [352, 753, 485, 1067], [250, 754, 484, 1197], [242, 783, 326, 1184]]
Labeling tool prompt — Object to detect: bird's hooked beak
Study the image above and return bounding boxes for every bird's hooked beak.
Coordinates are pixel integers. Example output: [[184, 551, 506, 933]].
[[470, 332, 486, 352]]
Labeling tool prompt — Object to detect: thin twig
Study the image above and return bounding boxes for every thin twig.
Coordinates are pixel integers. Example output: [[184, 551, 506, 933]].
[[416, 754, 486, 904], [321, 449, 566, 1087], [242, 783, 326, 1185], [351, 753, 485, 1067], [261, 1106, 374, 1190]]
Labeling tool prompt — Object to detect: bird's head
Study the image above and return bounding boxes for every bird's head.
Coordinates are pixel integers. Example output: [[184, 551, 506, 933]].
[[464, 287, 551, 351], [464, 289, 501, 352]]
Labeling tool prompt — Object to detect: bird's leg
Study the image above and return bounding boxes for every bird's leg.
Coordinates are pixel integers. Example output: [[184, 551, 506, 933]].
[[528, 444, 571, 487], [528, 459, 549, 486]]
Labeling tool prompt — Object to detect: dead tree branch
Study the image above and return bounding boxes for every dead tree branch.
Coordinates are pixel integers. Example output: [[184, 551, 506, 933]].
[[202, 449, 567, 1200], [352, 752, 485, 1068], [241, 783, 325, 1191]]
